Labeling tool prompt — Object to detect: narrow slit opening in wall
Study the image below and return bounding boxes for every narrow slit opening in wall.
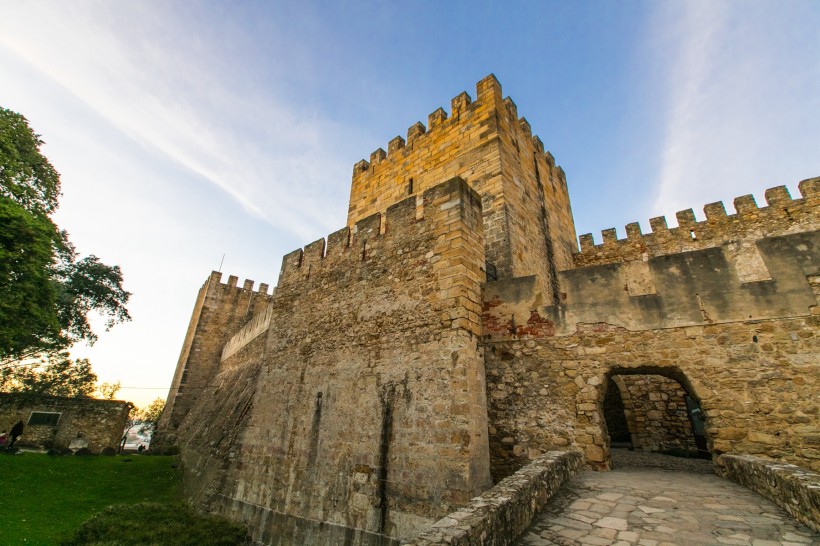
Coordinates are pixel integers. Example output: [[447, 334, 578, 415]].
[[362, 241, 367, 261], [689, 230, 696, 240], [407, 178, 414, 195]]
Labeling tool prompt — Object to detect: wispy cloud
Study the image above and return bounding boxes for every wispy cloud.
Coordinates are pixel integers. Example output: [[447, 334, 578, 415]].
[[0, 2, 356, 240], [648, 1, 820, 223]]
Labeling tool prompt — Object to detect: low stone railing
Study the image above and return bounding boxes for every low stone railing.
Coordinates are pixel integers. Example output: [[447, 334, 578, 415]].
[[403, 450, 584, 545], [716, 454, 819, 532]]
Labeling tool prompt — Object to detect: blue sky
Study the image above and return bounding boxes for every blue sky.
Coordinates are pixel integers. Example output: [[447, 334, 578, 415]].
[[1, 1, 818, 407]]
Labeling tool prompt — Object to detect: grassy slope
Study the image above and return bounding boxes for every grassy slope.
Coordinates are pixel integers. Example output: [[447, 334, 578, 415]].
[[0, 453, 181, 545]]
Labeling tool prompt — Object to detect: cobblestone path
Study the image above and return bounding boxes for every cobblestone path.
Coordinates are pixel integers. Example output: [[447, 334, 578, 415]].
[[515, 451, 818, 546]]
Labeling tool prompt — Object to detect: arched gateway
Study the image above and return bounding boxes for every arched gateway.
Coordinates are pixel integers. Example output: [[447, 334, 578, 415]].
[[602, 366, 709, 464]]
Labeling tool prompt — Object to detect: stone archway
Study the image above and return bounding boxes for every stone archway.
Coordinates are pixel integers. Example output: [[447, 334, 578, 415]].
[[606, 366, 709, 464], [579, 365, 711, 470]]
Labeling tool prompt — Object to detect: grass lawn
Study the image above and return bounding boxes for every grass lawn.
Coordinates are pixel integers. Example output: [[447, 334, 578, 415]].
[[0, 452, 181, 545]]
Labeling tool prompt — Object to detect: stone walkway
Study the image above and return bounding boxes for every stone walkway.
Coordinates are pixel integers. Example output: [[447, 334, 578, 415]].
[[515, 450, 818, 546]]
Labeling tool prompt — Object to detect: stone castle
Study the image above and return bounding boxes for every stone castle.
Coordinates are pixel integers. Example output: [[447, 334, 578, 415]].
[[153, 75, 819, 544]]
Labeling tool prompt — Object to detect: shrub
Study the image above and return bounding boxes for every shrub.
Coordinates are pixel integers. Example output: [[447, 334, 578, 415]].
[[63, 502, 251, 546]]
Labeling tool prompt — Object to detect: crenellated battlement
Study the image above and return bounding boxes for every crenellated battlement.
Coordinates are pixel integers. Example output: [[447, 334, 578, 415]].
[[350, 79, 487, 179], [346, 74, 574, 294], [573, 177, 820, 268], [207, 270, 272, 297], [348, 75, 564, 209], [280, 177, 484, 305]]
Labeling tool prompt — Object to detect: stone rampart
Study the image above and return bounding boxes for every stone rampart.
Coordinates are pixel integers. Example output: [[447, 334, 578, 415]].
[[484, 314, 818, 477], [154, 272, 271, 449], [574, 177, 819, 268], [404, 450, 584, 546], [175, 178, 493, 544], [484, 230, 819, 338], [716, 454, 820, 531], [221, 304, 273, 363]]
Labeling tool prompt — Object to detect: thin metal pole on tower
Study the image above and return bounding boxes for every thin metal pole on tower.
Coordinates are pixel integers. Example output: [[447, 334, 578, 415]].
[[218, 254, 225, 272]]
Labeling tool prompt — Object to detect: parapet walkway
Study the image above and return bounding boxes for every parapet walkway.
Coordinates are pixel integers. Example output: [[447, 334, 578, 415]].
[[515, 450, 818, 546]]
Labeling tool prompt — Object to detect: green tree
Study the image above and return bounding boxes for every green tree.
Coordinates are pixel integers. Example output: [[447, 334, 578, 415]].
[[0, 107, 130, 365], [139, 397, 165, 428], [98, 381, 122, 400], [120, 398, 165, 452], [0, 352, 98, 397]]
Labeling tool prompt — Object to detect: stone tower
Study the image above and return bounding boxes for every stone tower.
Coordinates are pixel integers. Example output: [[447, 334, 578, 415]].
[[348, 74, 577, 303]]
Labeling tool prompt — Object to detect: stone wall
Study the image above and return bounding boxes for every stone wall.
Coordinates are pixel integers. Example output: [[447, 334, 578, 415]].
[[493, 97, 576, 303], [612, 375, 698, 453], [174, 178, 493, 544], [716, 454, 819, 532], [0, 393, 130, 453], [484, 314, 819, 477], [405, 451, 584, 546], [347, 75, 576, 298], [573, 177, 819, 268], [154, 271, 271, 449], [485, 234, 819, 339]]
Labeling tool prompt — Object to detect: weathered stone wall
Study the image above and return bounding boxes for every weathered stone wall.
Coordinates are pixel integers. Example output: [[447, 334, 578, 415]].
[[494, 97, 576, 302], [174, 332, 266, 514], [716, 454, 820, 531], [405, 450, 584, 546], [347, 75, 576, 298], [482, 180, 819, 477], [484, 314, 819, 477], [175, 178, 493, 544], [574, 177, 819, 268], [0, 393, 130, 453], [161, 72, 819, 544], [154, 272, 271, 448], [613, 375, 698, 453], [485, 233, 819, 339]]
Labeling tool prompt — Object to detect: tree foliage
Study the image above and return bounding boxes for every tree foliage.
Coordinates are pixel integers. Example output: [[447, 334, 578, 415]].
[[139, 398, 166, 426], [98, 381, 122, 400], [0, 108, 61, 216], [120, 398, 165, 451], [0, 352, 98, 397], [0, 107, 130, 365]]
